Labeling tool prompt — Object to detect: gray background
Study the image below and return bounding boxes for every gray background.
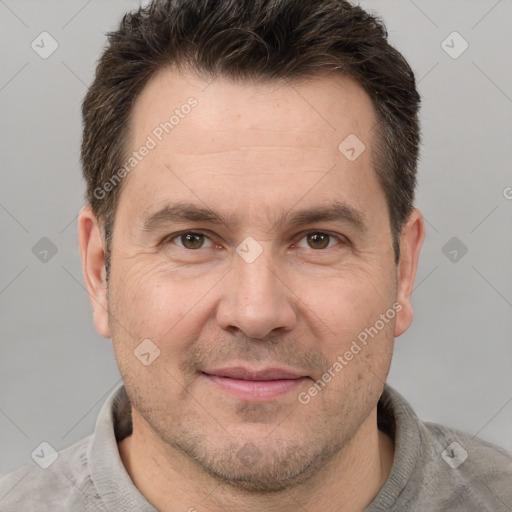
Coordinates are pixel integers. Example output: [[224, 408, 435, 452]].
[[1, 0, 511, 475]]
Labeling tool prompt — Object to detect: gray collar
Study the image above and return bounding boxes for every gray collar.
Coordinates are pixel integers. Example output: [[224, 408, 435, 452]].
[[87, 382, 422, 511]]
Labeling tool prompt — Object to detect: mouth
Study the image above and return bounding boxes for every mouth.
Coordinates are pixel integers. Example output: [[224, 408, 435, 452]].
[[201, 366, 310, 401]]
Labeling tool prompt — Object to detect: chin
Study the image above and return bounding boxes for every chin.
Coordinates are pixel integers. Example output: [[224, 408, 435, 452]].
[[176, 436, 341, 494]]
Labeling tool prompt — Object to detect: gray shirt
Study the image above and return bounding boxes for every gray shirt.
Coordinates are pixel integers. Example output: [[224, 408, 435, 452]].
[[1, 384, 511, 511]]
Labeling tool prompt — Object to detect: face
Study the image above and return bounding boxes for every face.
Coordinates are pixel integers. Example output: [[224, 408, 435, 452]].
[[79, 68, 423, 492]]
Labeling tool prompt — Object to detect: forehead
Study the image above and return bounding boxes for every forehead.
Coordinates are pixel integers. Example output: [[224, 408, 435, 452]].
[[129, 68, 376, 153], [118, 68, 382, 227]]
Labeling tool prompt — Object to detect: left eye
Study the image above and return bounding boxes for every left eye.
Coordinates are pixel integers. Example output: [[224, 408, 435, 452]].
[[295, 232, 343, 250]]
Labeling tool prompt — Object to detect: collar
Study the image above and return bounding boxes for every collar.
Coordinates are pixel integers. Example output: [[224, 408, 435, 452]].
[[87, 382, 422, 511]]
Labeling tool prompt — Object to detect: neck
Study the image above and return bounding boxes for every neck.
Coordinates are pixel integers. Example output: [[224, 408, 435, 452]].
[[118, 407, 394, 512]]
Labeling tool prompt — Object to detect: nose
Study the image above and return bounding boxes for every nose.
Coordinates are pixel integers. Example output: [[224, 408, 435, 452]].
[[215, 246, 298, 340]]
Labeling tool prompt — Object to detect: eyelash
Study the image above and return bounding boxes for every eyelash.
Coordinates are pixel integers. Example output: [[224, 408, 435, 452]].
[[163, 230, 348, 251]]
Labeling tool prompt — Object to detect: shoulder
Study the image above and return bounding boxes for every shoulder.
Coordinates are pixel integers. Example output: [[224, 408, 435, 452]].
[[0, 435, 105, 512], [418, 419, 512, 510], [421, 418, 512, 471], [375, 385, 512, 511]]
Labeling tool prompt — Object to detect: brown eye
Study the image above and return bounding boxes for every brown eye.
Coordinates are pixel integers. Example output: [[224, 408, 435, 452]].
[[173, 232, 211, 249], [306, 232, 331, 249]]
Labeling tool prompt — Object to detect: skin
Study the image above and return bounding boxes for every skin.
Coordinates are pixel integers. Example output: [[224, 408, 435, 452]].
[[78, 68, 425, 512]]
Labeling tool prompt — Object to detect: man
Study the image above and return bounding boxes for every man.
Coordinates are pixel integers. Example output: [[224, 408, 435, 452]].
[[1, 0, 511, 510]]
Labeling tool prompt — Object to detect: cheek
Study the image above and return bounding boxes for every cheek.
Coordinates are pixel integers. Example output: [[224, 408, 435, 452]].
[[299, 270, 396, 399], [110, 248, 396, 364], [301, 264, 395, 340], [110, 264, 219, 360]]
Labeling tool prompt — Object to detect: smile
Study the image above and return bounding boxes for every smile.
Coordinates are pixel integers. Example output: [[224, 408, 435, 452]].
[[201, 367, 310, 401]]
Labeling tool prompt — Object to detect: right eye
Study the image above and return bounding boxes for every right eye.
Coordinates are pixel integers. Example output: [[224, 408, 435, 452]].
[[165, 231, 214, 250]]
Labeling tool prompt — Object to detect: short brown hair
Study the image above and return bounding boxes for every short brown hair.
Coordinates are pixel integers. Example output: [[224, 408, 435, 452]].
[[81, 0, 421, 279]]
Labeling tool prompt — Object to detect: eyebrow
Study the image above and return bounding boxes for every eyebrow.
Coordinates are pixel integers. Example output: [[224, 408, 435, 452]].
[[140, 200, 367, 234]]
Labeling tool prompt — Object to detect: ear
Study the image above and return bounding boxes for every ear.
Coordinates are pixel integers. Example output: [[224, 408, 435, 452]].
[[394, 209, 425, 337], [78, 205, 111, 339]]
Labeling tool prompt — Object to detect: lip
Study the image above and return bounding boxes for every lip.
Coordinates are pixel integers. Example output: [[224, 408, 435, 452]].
[[201, 366, 309, 401], [204, 366, 305, 380]]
